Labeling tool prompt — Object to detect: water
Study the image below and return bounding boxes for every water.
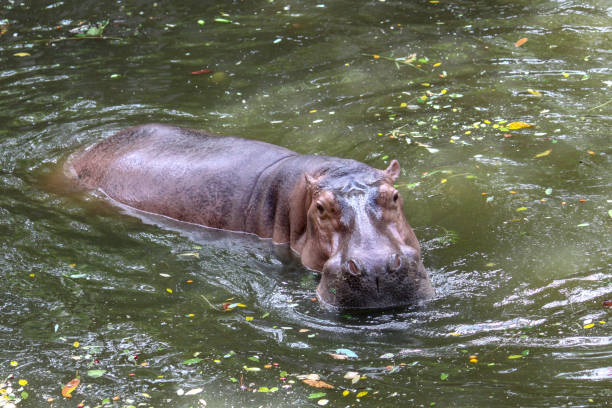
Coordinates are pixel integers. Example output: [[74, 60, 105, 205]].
[[1, 0, 610, 407]]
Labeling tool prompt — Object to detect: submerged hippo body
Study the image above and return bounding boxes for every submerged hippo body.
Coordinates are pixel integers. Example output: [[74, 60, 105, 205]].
[[70, 124, 434, 309]]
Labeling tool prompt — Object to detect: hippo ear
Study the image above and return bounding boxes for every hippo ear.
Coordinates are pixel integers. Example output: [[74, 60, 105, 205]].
[[384, 159, 401, 181]]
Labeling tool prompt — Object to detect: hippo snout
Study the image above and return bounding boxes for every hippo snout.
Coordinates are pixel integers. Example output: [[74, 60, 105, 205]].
[[342, 251, 419, 280], [317, 248, 433, 310]]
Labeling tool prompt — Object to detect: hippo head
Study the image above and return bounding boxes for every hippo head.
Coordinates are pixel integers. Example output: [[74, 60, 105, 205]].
[[299, 160, 434, 310]]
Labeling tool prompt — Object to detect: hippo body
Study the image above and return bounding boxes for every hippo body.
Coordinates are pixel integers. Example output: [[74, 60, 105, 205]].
[[70, 124, 433, 309]]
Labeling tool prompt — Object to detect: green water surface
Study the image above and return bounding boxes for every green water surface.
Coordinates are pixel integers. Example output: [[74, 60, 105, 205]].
[[0, 0, 610, 407]]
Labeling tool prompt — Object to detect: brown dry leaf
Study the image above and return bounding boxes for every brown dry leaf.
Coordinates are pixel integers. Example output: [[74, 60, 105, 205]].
[[515, 38, 528, 47], [329, 353, 348, 360], [61, 378, 80, 398], [302, 379, 334, 389]]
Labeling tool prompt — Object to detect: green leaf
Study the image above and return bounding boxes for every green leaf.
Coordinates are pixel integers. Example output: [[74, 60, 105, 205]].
[[308, 392, 327, 399], [20, 391, 29, 400], [279, 370, 288, 378], [608, 209, 612, 218], [577, 223, 590, 227], [516, 207, 528, 212], [197, 19, 205, 25], [183, 358, 203, 365], [508, 354, 523, 359], [244, 366, 261, 372], [440, 373, 449, 381], [521, 349, 530, 356], [87, 369, 106, 378], [214, 18, 231, 23], [248, 356, 260, 362], [545, 188, 552, 195], [229, 377, 238, 383]]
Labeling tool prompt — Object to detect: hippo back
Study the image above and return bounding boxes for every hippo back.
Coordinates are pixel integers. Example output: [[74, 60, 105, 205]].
[[71, 124, 297, 231]]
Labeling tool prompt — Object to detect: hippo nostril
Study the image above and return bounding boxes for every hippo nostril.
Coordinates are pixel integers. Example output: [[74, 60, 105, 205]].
[[347, 259, 361, 276]]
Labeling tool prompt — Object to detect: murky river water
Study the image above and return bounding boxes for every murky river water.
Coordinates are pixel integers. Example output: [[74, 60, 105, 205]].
[[1, 0, 610, 407]]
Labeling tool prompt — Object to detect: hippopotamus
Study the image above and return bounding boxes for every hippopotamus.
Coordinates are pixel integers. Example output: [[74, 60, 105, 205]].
[[68, 124, 434, 309]]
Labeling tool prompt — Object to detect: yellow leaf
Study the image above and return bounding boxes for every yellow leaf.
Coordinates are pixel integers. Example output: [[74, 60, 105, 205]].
[[507, 122, 534, 130], [14, 52, 31, 57], [372, 54, 380, 59], [583, 323, 595, 329], [441, 179, 447, 183], [357, 391, 368, 398], [342, 390, 350, 397], [73, 341, 80, 348], [166, 288, 173, 294], [18, 379, 27, 386], [534, 149, 552, 158], [245, 316, 254, 321], [10, 361, 18, 367], [449, 332, 461, 336], [433, 62, 442, 67], [527, 89, 542, 97]]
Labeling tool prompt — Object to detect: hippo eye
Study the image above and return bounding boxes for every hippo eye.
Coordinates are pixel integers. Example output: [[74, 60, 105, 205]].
[[316, 203, 324, 213], [393, 192, 399, 203]]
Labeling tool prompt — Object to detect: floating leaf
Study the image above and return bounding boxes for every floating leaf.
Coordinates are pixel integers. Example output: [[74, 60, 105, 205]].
[[545, 188, 552, 195], [308, 392, 327, 399], [179, 251, 200, 258], [329, 353, 348, 360], [335, 348, 358, 358], [18, 379, 27, 386], [577, 223, 590, 227], [214, 18, 231, 23], [507, 122, 534, 130], [534, 149, 552, 158], [516, 207, 528, 212], [62, 378, 80, 398], [379, 353, 395, 359], [14, 52, 31, 57], [508, 354, 523, 359], [87, 369, 106, 378], [527, 89, 542, 97], [583, 323, 595, 329], [357, 391, 368, 398], [191, 69, 212, 75], [183, 358, 203, 365], [185, 388, 203, 395], [318, 399, 329, 406], [248, 356, 260, 362], [197, 19, 205, 25], [20, 391, 29, 400], [608, 210, 612, 218], [303, 379, 334, 389], [243, 366, 261, 372], [514, 38, 528, 47], [440, 373, 449, 381]]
